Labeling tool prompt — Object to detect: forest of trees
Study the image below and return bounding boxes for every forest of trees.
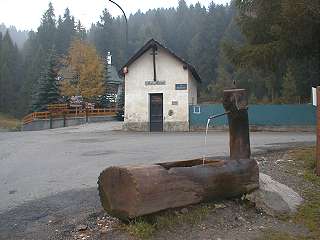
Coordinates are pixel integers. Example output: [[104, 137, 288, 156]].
[[0, 0, 319, 118], [0, 23, 29, 49]]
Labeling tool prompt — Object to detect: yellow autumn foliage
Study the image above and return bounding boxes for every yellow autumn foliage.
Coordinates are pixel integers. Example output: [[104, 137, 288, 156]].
[[60, 39, 105, 99]]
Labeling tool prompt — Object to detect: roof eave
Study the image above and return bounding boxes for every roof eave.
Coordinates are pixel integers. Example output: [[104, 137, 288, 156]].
[[119, 39, 202, 83]]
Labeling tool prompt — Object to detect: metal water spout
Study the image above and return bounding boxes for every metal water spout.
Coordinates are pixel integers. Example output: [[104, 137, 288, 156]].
[[203, 110, 230, 165], [208, 111, 230, 121]]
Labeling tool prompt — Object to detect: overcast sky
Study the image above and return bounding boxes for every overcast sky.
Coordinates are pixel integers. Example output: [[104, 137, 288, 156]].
[[1, 0, 230, 31]]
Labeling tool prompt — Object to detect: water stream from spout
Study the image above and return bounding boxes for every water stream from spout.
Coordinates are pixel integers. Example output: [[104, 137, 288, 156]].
[[203, 118, 211, 165]]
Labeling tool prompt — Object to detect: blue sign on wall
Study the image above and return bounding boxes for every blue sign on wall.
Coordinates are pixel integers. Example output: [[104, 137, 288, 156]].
[[175, 84, 187, 90]]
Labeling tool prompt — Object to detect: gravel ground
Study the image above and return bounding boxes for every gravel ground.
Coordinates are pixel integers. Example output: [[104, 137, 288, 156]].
[[1, 146, 314, 240], [70, 148, 313, 240]]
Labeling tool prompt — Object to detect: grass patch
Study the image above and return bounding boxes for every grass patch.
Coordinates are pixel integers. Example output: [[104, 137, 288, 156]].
[[290, 147, 320, 239], [123, 203, 213, 239], [0, 112, 21, 131], [291, 147, 319, 185], [257, 147, 320, 240], [295, 191, 320, 236], [125, 219, 156, 239], [257, 231, 308, 240]]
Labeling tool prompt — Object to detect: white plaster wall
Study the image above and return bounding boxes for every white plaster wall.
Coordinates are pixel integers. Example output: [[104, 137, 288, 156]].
[[124, 47, 194, 127], [188, 71, 198, 105]]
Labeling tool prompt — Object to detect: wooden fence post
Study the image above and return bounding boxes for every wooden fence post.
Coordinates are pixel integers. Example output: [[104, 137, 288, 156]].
[[316, 87, 320, 176], [63, 111, 66, 127], [85, 108, 89, 123], [49, 112, 53, 129]]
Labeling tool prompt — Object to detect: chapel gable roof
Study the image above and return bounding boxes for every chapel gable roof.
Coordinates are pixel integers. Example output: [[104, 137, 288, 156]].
[[120, 39, 201, 83]]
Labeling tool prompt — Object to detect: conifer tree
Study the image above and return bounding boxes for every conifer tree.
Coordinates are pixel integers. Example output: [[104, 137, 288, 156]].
[[22, 3, 58, 114], [282, 62, 298, 103], [0, 30, 21, 115], [31, 49, 59, 111], [92, 9, 114, 57], [56, 8, 76, 55], [38, 2, 57, 52], [0, 31, 2, 60], [22, 39, 46, 114], [76, 20, 87, 41], [0, 32, 2, 109]]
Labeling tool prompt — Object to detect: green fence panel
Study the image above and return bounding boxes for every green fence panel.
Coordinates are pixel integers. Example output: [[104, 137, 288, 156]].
[[189, 104, 316, 128], [249, 104, 316, 126], [190, 104, 227, 128]]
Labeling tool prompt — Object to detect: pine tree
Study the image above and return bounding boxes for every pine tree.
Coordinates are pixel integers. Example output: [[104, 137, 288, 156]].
[[76, 20, 87, 41], [38, 2, 57, 52], [0, 31, 2, 60], [174, 0, 190, 59], [22, 41, 47, 114], [56, 8, 76, 55], [0, 32, 2, 109], [92, 9, 114, 56], [282, 62, 298, 103], [0, 63, 10, 112], [226, 0, 320, 102], [21, 3, 58, 114], [0, 30, 21, 115], [31, 49, 59, 111]]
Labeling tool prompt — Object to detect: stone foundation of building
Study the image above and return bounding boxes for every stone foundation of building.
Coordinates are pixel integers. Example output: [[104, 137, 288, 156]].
[[123, 121, 189, 132]]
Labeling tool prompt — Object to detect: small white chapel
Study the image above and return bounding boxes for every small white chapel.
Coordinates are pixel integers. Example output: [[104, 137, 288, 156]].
[[120, 39, 201, 132]]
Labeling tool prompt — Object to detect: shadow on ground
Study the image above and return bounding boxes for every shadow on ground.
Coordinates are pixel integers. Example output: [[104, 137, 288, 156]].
[[0, 187, 102, 240]]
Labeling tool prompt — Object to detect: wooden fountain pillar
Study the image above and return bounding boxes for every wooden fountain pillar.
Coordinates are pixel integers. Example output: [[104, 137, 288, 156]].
[[223, 89, 250, 160]]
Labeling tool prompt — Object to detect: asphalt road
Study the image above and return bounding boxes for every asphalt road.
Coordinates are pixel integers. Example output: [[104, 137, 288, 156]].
[[0, 122, 315, 214]]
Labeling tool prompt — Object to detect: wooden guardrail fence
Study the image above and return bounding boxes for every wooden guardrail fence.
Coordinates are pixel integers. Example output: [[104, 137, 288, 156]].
[[22, 108, 119, 125], [47, 104, 68, 110]]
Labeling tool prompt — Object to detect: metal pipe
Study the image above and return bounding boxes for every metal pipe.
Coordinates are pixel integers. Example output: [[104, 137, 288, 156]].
[[208, 103, 248, 121], [208, 111, 230, 120]]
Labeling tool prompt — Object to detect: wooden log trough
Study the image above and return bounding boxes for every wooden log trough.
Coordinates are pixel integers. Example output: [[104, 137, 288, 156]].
[[98, 89, 259, 220]]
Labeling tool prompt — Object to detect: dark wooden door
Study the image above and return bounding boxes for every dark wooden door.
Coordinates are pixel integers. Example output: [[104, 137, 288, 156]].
[[150, 93, 163, 132]]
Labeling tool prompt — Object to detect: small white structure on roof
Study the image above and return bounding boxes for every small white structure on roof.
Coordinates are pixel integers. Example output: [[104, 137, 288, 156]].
[[120, 39, 201, 132]]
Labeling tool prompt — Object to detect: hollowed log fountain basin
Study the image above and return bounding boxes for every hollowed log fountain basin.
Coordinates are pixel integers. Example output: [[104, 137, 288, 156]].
[[98, 89, 259, 220]]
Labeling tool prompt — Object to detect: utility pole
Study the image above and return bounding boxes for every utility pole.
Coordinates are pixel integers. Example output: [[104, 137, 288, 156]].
[[108, 0, 128, 58], [107, 0, 128, 114], [316, 86, 320, 176]]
